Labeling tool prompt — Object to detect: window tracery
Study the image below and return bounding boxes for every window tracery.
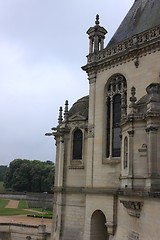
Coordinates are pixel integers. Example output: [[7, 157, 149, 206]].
[[106, 74, 127, 158]]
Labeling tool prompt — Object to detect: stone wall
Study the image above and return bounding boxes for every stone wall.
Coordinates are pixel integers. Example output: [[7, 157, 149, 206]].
[[0, 193, 53, 209], [0, 223, 50, 240]]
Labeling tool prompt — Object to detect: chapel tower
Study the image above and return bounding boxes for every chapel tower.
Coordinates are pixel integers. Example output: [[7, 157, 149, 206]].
[[48, 0, 160, 239]]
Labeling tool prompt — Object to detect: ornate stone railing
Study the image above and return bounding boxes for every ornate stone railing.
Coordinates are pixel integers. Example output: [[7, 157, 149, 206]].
[[87, 25, 160, 63]]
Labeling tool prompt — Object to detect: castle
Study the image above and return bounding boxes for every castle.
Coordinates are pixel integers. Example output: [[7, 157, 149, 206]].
[[49, 0, 160, 239]]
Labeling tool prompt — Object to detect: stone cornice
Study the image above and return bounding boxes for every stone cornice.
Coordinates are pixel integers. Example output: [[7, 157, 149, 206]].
[[82, 25, 160, 73], [53, 187, 160, 198], [146, 126, 158, 133]]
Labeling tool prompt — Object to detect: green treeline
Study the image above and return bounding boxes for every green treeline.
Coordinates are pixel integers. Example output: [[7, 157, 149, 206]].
[[3, 159, 55, 193], [0, 165, 8, 181]]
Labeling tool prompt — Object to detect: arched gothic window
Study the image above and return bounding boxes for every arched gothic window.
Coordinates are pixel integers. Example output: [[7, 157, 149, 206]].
[[124, 137, 128, 168], [106, 74, 127, 158], [72, 129, 83, 160]]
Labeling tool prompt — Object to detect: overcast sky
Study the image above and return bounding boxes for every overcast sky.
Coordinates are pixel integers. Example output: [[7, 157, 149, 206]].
[[0, 0, 134, 165]]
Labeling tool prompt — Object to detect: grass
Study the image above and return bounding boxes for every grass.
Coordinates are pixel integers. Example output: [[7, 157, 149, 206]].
[[18, 200, 28, 209], [0, 199, 9, 208], [0, 198, 52, 219], [0, 199, 30, 216], [0, 208, 32, 216]]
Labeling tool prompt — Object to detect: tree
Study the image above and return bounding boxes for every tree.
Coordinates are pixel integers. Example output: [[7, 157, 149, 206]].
[[0, 165, 8, 181], [4, 159, 55, 192]]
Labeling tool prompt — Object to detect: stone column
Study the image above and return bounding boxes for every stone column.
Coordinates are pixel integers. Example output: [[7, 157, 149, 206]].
[[100, 38, 104, 50], [52, 135, 65, 240], [94, 35, 99, 52], [146, 126, 158, 177], [109, 97, 113, 158], [89, 38, 93, 54], [57, 136, 65, 187], [127, 130, 134, 189], [86, 72, 96, 187]]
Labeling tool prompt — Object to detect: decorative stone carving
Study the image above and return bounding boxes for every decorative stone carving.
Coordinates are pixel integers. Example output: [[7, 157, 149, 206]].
[[146, 126, 158, 133], [88, 71, 97, 84], [26, 236, 32, 240], [134, 56, 139, 68], [105, 221, 116, 236], [88, 125, 94, 138], [64, 100, 69, 122], [127, 130, 135, 136], [146, 83, 160, 114], [106, 74, 127, 98], [86, 25, 160, 63], [120, 200, 143, 218], [58, 106, 63, 124], [129, 86, 137, 113], [138, 144, 147, 157], [87, 14, 107, 54], [68, 114, 86, 122], [128, 231, 139, 240]]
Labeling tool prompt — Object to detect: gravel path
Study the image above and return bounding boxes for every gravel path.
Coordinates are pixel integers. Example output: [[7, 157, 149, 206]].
[[5, 199, 19, 209]]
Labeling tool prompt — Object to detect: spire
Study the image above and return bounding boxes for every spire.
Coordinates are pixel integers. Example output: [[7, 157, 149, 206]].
[[58, 106, 63, 124], [87, 14, 107, 54], [64, 100, 69, 122], [95, 14, 100, 25]]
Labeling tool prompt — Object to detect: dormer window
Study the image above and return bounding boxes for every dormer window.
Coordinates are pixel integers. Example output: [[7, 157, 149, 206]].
[[106, 74, 127, 158]]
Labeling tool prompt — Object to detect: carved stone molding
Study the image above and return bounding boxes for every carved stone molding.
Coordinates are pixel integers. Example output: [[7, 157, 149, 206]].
[[145, 126, 158, 133], [86, 25, 160, 64], [82, 25, 160, 74], [105, 221, 116, 236], [88, 125, 94, 138], [120, 200, 143, 218], [127, 130, 135, 136], [128, 231, 139, 240], [138, 144, 147, 157], [88, 72, 97, 84]]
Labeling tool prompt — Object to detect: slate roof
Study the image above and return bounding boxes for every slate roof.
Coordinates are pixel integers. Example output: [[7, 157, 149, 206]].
[[108, 0, 160, 47], [68, 96, 89, 120]]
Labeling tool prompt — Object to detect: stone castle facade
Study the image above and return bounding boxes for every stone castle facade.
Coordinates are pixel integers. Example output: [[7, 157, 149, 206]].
[[48, 0, 160, 239]]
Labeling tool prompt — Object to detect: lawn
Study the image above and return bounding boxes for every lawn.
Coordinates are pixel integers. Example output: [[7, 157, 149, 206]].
[[0, 199, 52, 218], [0, 199, 31, 216]]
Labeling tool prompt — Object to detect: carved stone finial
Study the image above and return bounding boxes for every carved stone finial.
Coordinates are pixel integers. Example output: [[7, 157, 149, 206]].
[[95, 14, 100, 25], [64, 100, 69, 122], [58, 106, 63, 124], [129, 86, 137, 111]]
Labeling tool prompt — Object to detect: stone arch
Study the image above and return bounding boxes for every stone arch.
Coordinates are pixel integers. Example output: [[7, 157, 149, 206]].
[[105, 73, 127, 158], [104, 73, 127, 93], [90, 210, 109, 240], [72, 128, 83, 160]]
